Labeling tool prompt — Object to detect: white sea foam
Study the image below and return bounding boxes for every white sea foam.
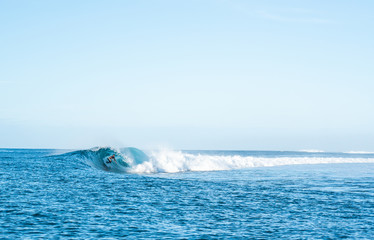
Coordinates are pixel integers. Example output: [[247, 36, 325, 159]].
[[297, 149, 325, 153], [0, 149, 14, 152], [129, 149, 374, 173]]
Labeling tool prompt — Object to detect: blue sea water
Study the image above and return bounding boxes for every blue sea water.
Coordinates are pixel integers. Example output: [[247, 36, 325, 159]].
[[1, 148, 374, 239]]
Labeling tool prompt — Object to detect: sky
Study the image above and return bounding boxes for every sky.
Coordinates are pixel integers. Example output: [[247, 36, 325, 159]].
[[1, 0, 374, 151]]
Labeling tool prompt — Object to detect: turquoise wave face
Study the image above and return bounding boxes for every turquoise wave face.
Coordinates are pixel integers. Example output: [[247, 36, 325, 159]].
[[64, 147, 149, 173], [119, 147, 149, 165]]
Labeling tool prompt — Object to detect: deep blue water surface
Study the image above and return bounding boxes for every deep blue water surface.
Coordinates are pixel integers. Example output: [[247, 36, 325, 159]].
[[1, 149, 374, 239]]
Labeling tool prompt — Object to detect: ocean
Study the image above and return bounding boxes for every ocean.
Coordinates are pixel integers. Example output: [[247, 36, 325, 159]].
[[1, 148, 374, 239]]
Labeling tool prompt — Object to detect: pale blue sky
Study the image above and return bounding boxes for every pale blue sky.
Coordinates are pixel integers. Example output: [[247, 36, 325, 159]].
[[1, 0, 374, 151]]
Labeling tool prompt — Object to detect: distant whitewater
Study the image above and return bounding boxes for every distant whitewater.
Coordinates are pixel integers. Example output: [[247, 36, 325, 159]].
[[60, 147, 374, 174]]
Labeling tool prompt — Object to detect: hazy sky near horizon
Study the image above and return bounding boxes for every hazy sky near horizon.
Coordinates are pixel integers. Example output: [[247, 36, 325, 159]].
[[1, 0, 374, 151]]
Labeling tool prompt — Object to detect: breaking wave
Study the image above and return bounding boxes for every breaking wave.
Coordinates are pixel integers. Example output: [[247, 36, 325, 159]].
[[59, 147, 374, 174], [62, 147, 148, 173]]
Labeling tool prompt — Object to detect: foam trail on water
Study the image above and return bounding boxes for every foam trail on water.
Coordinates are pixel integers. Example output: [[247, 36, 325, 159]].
[[130, 149, 374, 173]]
